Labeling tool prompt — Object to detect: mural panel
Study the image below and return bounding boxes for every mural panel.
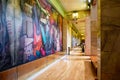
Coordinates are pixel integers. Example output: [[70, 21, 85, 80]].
[[0, 0, 63, 71]]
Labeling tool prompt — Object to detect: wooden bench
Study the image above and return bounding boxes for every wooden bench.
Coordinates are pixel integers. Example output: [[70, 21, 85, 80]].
[[91, 56, 98, 73]]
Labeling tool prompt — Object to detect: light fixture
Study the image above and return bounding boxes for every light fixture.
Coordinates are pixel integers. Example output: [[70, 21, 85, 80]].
[[82, 37, 85, 40], [88, 0, 91, 3], [72, 12, 78, 19], [81, 34, 84, 36]]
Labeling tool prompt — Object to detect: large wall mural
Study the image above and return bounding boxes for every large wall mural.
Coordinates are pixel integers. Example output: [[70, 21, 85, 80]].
[[0, 0, 63, 71]]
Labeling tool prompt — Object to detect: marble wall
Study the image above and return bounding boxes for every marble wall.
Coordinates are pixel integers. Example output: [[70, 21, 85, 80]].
[[91, 21, 98, 56], [90, 0, 98, 56], [101, 0, 120, 80], [85, 17, 91, 55]]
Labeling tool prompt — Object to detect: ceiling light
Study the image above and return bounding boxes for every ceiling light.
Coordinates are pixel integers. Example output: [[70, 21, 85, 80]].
[[88, 0, 91, 3], [72, 12, 78, 19], [82, 37, 85, 40], [81, 34, 84, 36]]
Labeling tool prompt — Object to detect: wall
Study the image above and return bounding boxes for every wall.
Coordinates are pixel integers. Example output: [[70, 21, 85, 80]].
[[91, 1, 101, 79], [91, 3, 98, 56], [85, 16, 91, 55], [0, 0, 63, 72], [67, 23, 72, 53], [101, 0, 120, 80], [62, 19, 67, 51], [97, 0, 101, 79], [85, 0, 98, 56]]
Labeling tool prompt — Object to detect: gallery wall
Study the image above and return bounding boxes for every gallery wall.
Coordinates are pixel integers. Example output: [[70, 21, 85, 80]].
[[0, 0, 63, 71]]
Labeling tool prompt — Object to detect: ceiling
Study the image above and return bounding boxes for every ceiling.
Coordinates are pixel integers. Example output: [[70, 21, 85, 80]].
[[58, 0, 88, 12], [58, 0, 91, 39]]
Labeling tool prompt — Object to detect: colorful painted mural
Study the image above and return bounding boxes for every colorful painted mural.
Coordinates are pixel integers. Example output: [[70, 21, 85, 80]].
[[0, 0, 63, 71]]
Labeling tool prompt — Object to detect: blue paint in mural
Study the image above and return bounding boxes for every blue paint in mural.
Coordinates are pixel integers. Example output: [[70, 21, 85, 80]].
[[33, 5, 41, 35], [36, 50, 42, 58], [0, 0, 12, 71], [40, 23, 47, 44]]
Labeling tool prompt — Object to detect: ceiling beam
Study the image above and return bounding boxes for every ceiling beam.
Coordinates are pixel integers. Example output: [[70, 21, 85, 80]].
[[48, 0, 66, 18]]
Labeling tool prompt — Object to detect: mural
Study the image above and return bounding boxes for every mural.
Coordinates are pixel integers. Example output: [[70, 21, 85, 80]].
[[0, 0, 63, 71]]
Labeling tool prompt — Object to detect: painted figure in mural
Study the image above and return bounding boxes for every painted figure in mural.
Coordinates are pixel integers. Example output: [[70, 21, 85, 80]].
[[39, 11, 48, 55], [23, 3, 33, 37], [0, 0, 4, 68], [22, 2, 34, 62], [53, 24, 59, 51], [33, 5, 45, 58], [49, 14, 55, 53], [40, 11, 54, 55], [6, 0, 22, 65], [0, 0, 12, 71], [38, 0, 54, 55], [58, 16, 63, 51], [45, 18, 53, 55]]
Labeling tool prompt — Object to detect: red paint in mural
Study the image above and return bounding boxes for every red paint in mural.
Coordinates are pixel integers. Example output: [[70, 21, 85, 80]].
[[33, 24, 42, 56]]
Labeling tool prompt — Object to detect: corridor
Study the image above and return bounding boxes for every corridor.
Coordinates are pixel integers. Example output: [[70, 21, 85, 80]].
[[1, 0, 120, 80], [27, 48, 96, 80]]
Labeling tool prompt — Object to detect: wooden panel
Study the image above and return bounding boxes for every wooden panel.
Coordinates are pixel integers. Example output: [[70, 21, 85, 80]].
[[46, 55, 55, 65], [35, 57, 46, 69], [0, 67, 17, 80], [17, 57, 47, 80], [91, 56, 98, 71], [0, 52, 65, 80], [17, 52, 64, 80]]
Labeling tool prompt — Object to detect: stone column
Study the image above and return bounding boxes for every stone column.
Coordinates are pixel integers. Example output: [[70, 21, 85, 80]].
[[91, 1, 101, 79], [62, 19, 67, 51], [67, 22, 72, 53], [101, 0, 120, 80], [85, 16, 91, 55], [90, 0, 98, 56]]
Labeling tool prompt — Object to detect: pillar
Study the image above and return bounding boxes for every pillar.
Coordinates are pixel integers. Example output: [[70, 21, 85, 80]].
[[101, 0, 120, 80], [62, 19, 67, 51]]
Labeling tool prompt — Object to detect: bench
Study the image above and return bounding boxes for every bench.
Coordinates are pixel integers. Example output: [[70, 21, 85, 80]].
[[91, 56, 98, 73]]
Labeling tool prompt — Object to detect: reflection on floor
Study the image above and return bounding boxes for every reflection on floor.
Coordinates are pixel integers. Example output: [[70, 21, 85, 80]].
[[70, 47, 85, 56], [27, 47, 96, 80]]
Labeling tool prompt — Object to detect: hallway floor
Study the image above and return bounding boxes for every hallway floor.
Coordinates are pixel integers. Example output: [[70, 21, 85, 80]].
[[27, 48, 96, 80]]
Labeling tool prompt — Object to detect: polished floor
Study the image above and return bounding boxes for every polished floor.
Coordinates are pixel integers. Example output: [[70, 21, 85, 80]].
[[27, 47, 96, 80]]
